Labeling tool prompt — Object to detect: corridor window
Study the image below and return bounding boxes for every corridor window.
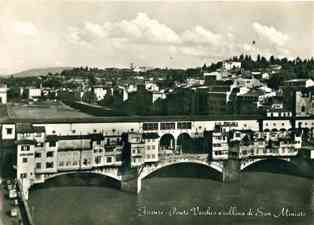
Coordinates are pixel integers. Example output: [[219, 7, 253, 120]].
[[143, 123, 158, 130], [160, 122, 175, 130], [177, 122, 192, 129]]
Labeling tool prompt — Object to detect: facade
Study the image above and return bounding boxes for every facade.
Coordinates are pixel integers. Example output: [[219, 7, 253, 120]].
[[16, 125, 123, 198], [28, 88, 42, 100], [142, 132, 159, 163], [212, 128, 302, 160], [295, 88, 314, 117], [93, 86, 108, 101], [129, 132, 145, 168], [223, 61, 241, 71]]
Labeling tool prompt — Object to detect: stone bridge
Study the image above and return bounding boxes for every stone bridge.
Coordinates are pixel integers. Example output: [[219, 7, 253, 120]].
[[22, 154, 299, 199], [44, 167, 122, 182]]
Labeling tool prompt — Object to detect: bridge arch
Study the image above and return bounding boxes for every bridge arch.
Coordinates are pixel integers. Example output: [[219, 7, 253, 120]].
[[139, 160, 223, 180], [44, 170, 122, 182], [241, 158, 296, 171]]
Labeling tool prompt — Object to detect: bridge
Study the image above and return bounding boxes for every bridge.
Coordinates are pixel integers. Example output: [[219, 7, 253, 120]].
[[21, 153, 300, 200]]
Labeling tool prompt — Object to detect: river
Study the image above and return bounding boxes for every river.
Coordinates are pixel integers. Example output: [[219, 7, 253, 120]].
[[29, 164, 314, 225]]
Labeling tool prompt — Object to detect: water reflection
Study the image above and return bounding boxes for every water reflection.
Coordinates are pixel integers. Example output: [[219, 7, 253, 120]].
[[29, 170, 314, 225]]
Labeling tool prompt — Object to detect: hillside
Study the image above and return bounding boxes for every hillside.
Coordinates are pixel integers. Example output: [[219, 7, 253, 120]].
[[9, 67, 72, 78]]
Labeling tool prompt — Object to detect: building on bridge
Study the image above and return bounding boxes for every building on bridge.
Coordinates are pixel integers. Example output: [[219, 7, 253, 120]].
[[16, 124, 124, 199], [211, 126, 302, 160]]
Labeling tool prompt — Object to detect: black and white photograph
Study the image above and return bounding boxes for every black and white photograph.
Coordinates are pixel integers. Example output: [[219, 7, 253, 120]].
[[0, 0, 314, 225]]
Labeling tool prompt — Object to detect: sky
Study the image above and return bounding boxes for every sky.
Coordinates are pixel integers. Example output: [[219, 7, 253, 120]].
[[0, 0, 313, 74]]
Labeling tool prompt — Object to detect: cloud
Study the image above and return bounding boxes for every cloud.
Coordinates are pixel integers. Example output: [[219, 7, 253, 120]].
[[12, 21, 39, 37], [252, 22, 289, 47], [71, 12, 182, 45], [182, 26, 222, 46], [84, 21, 110, 38], [118, 12, 182, 44]]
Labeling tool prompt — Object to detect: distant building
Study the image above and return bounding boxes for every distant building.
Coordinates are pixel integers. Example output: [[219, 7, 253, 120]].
[[281, 79, 314, 115], [0, 84, 7, 104], [204, 72, 222, 85], [27, 87, 42, 100], [93, 85, 108, 101], [223, 61, 241, 71]]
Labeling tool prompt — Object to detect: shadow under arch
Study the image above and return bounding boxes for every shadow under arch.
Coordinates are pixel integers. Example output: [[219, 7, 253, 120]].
[[30, 173, 121, 193], [143, 162, 222, 182], [242, 158, 301, 176]]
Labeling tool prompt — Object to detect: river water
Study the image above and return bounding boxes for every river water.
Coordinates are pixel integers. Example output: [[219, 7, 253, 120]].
[[29, 164, 314, 225]]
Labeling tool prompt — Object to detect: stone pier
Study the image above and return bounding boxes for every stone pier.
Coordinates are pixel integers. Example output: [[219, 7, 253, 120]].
[[223, 159, 240, 183], [120, 167, 141, 193]]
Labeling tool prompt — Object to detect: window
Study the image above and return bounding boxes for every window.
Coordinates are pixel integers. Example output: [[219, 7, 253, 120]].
[[83, 159, 89, 166], [301, 106, 306, 112], [177, 122, 192, 129], [152, 145, 155, 150], [95, 156, 101, 164], [96, 140, 101, 145], [52, 130, 56, 134], [116, 155, 122, 162], [22, 158, 28, 163], [35, 133, 42, 137], [21, 145, 30, 151], [49, 141, 56, 147], [46, 162, 54, 168], [6, 128, 13, 135], [36, 163, 41, 169], [147, 146, 151, 150], [160, 122, 175, 130], [46, 151, 54, 157], [72, 130, 76, 134], [143, 123, 158, 130], [20, 173, 27, 179], [35, 152, 41, 158], [59, 161, 64, 167], [73, 161, 78, 166], [107, 157, 112, 163]]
